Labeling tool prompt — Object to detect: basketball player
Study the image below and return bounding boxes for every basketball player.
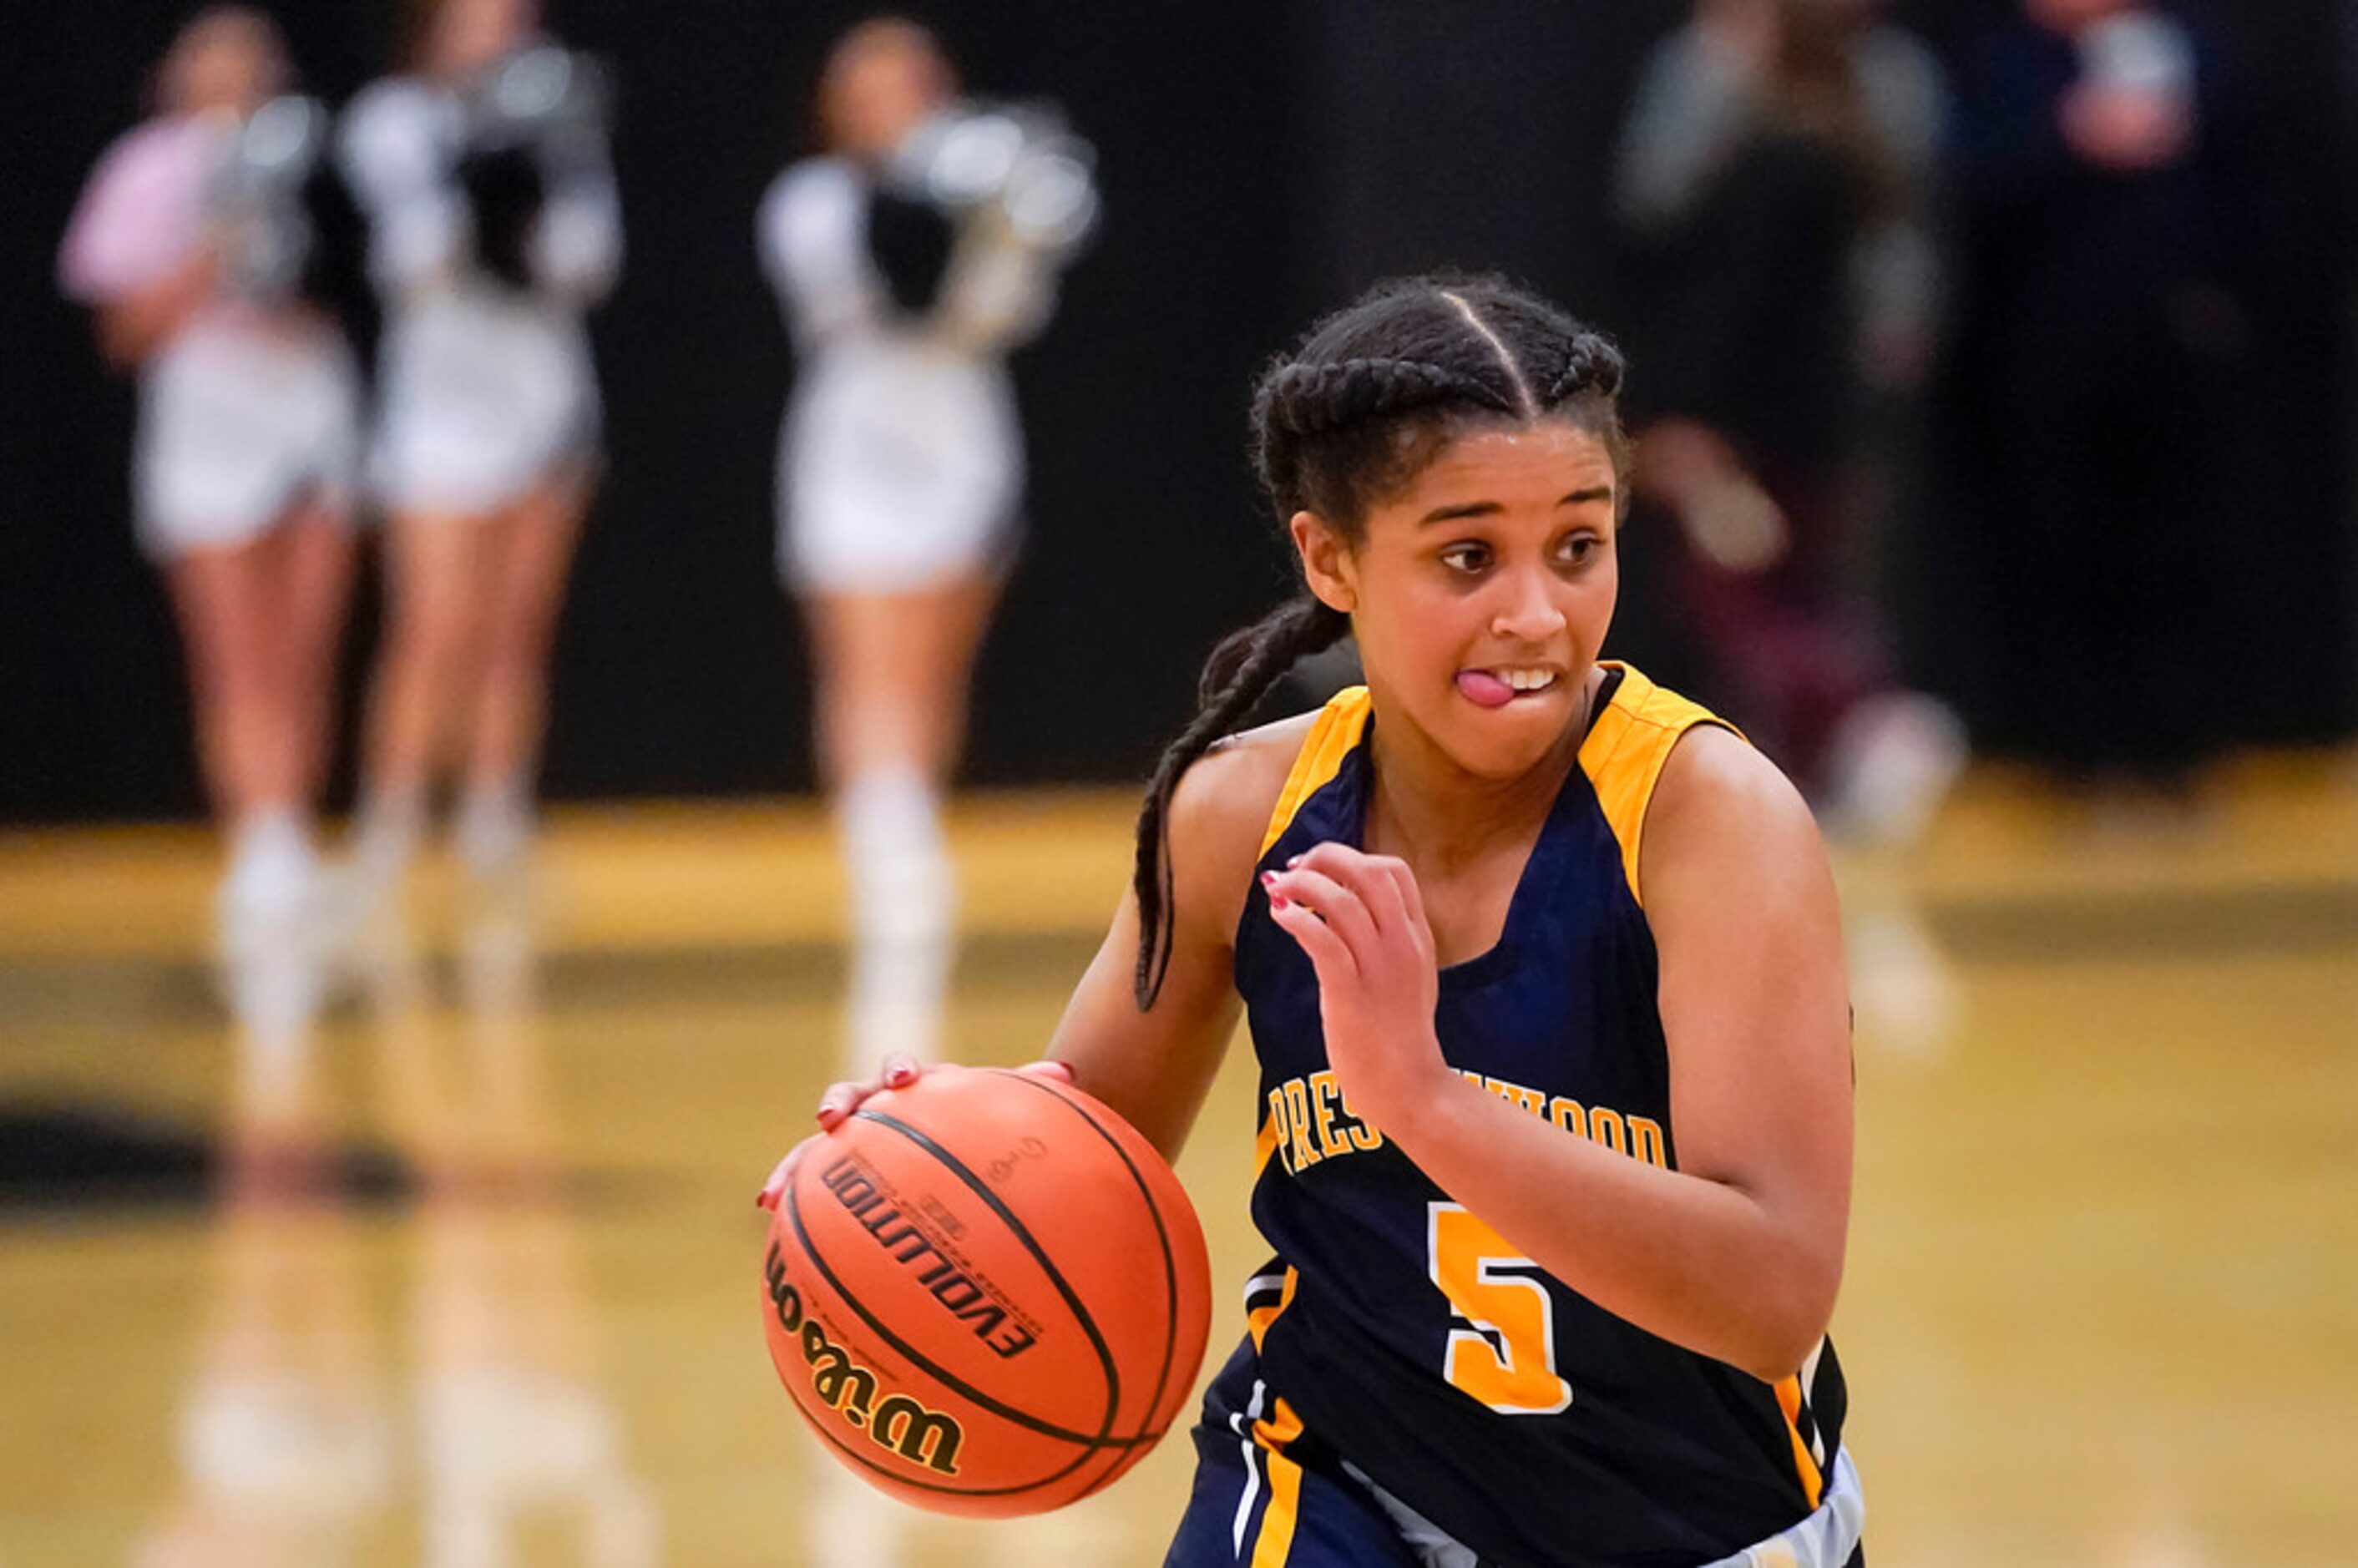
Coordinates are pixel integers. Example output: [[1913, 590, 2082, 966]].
[[758, 18, 1097, 1077], [769, 277, 1862, 1565], [337, 0, 620, 898], [60, 7, 360, 956]]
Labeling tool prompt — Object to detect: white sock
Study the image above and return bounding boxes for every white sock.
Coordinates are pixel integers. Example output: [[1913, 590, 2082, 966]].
[[219, 808, 318, 931], [348, 787, 426, 890], [836, 767, 954, 1078], [456, 777, 536, 881]]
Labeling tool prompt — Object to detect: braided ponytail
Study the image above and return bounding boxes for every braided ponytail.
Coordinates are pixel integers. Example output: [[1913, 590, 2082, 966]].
[[1131, 594, 1349, 1007]]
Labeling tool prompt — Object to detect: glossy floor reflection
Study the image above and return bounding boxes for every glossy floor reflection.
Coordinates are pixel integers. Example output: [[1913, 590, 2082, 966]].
[[1, 763, 2353, 1565]]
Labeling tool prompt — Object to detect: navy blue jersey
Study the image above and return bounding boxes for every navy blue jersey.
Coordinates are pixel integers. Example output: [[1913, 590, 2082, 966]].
[[1229, 666, 1849, 1568]]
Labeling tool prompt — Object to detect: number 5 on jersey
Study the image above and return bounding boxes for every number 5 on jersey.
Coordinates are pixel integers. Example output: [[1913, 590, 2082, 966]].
[[1428, 1202, 1573, 1414]]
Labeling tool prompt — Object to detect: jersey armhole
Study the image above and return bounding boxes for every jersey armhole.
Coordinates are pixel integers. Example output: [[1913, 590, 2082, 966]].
[[1257, 686, 1373, 859], [1577, 665, 1743, 905]]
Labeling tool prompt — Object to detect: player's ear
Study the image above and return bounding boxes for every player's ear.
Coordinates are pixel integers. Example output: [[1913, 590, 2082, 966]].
[[1289, 511, 1357, 615]]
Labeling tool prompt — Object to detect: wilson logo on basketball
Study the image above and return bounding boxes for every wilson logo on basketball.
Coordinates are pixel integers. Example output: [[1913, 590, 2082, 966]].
[[765, 1239, 967, 1475], [819, 1153, 1042, 1359]]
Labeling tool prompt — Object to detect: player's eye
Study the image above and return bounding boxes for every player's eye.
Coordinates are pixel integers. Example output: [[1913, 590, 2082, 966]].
[[1439, 542, 1491, 575], [1556, 532, 1602, 568]]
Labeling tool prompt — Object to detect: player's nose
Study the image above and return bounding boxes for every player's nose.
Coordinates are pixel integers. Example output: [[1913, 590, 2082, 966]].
[[1488, 565, 1567, 645]]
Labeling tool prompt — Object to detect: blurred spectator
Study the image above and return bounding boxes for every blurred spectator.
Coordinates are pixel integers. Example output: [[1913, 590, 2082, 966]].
[[58, 7, 360, 955], [337, 0, 620, 905], [1946, 0, 2252, 799], [1615, 0, 1965, 845], [760, 18, 1096, 1075]]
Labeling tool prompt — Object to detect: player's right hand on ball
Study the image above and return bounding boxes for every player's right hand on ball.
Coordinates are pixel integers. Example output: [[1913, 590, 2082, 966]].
[[755, 1055, 1074, 1211]]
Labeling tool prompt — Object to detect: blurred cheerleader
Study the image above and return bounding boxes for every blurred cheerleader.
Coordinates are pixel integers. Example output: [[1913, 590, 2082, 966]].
[[59, 7, 360, 954], [759, 18, 1096, 1075], [338, 0, 620, 898]]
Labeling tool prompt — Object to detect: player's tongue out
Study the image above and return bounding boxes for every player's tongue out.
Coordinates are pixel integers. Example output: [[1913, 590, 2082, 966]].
[[1457, 669, 1535, 709]]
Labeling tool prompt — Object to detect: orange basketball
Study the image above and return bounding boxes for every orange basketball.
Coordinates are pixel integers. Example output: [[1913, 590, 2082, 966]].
[[760, 1066, 1212, 1516]]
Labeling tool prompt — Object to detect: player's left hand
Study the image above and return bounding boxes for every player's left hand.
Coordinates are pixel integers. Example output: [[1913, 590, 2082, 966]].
[[1262, 842, 1447, 1136]]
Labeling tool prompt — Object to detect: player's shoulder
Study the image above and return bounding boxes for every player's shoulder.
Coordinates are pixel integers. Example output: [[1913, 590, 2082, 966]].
[[1171, 710, 1319, 835], [1643, 722, 1824, 892], [1163, 708, 1324, 928]]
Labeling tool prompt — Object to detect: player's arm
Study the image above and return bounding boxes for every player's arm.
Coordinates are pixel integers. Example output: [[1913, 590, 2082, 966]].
[[1268, 726, 1852, 1382], [762, 717, 1299, 1206], [1040, 725, 1295, 1161]]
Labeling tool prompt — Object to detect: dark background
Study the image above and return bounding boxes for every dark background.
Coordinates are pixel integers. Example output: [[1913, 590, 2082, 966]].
[[4, 0, 2352, 823]]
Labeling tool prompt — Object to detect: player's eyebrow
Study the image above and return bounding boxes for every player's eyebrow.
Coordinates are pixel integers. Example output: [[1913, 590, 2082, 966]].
[[1417, 501, 1501, 524], [1418, 488, 1611, 525]]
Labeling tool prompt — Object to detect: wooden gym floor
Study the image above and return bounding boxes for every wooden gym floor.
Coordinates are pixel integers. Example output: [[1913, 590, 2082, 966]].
[[0, 758, 2352, 1565]]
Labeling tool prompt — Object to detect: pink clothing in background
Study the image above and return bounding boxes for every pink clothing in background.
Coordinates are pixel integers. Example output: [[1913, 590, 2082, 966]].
[[58, 117, 224, 303]]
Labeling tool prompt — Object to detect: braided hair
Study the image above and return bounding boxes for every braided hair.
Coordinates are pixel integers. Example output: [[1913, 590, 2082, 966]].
[[1131, 274, 1630, 1006]]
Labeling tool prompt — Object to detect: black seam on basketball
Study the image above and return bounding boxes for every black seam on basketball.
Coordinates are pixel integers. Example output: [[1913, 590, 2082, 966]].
[[994, 1070, 1187, 1436], [777, 1360, 1107, 1499], [997, 1071, 1185, 1438], [781, 1374, 1177, 1504], [1004, 1082, 1183, 1503], [777, 1186, 1117, 1501], [782, 1164, 1144, 1454], [853, 1099, 1126, 1443]]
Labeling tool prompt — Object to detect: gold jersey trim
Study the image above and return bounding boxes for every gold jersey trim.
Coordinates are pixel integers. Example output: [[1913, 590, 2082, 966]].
[[1257, 686, 1375, 858], [1573, 663, 1741, 904], [1256, 667, 1736, 902]]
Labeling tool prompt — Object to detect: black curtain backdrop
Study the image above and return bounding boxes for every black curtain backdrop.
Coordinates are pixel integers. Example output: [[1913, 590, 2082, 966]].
[[3, 1, 2350, 823]]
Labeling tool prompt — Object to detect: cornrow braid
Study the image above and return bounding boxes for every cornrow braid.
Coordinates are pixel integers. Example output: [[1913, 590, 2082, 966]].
[[1256, 356, 1511, 440], [1543, 331, 1627, 406], [1131, 594, 1349, 1007]]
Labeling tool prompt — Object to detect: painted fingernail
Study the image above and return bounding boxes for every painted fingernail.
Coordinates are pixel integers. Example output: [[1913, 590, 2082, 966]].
[[1259, 871, 1277, 887], [756, 1153, 793, 1208], [1286, 855, 1303, 868], [1269, 893, 1290, 911]]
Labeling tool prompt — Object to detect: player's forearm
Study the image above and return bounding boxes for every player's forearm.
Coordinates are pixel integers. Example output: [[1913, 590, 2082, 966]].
[[1382, 1070, 1843, 1382]]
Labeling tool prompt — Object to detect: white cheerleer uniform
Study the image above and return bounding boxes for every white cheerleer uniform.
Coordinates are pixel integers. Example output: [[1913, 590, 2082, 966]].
[[138, 313, 361, 559], [60, 115, 360, 561], [339, 58, 619, 517], [759, 114, 1089, 594]]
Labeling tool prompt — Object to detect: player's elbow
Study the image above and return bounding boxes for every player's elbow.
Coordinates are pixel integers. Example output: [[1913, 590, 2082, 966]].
[[1738, 1325, 1826, 1386], [1735, 1262, 1842, 1384]]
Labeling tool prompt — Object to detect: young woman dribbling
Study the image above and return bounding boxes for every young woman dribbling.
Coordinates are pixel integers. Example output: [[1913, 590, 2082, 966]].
[[764, 276, 1863, 1567]]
